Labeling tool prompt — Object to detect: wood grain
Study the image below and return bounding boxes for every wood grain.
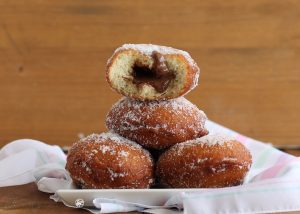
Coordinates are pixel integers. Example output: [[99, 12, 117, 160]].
[[0, 183, 138, 214], [0, 0, 300, 148], [0, 183, 300, 214]]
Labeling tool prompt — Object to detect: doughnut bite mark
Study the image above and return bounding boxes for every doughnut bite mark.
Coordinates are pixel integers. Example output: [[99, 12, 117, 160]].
[[66, 132, 154, 189], [106, 97, 208, 150], [106, 44, 200, 100], [156, 134, 252, 188]]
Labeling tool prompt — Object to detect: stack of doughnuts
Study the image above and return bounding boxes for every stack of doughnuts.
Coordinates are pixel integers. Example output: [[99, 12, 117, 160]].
[[66, 44, 252, 189]]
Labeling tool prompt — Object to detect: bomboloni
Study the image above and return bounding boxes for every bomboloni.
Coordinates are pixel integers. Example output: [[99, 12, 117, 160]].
[[106, 97, 208, 150], [106, 44, 200, 100], [66, 132, 154, 189], [156, 134, 252, 188]]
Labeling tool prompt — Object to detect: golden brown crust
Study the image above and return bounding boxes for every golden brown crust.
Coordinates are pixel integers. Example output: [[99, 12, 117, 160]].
[[106, 97, 208, 150], [156, 135, 252, 188], [106, 44, 200, 100], [66, 133, 154, 189]]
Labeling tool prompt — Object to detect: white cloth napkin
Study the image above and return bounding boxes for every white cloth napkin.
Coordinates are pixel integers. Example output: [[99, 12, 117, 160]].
[[1, 120, 300, 214], [0, 139, 66, 187]]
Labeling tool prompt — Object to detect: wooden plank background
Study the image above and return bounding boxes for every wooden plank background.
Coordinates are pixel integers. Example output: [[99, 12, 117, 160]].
[[0, 0, 299, 148]]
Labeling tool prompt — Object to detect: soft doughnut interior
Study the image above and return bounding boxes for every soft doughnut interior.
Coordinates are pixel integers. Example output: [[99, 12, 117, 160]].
[[108, 49, 188, 100]]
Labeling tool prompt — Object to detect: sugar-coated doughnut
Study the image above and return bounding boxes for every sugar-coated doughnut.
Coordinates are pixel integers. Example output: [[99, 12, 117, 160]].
[[156, 134, 252, 188], [106, 44, 200, 100], [66, 132, 154, 189], [106, 97, 208, 150]]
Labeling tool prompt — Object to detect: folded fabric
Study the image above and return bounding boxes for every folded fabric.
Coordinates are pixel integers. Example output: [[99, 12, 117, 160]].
[[93, 198, 178, 213], [0, 120, 299, 214], [0, 139, 66, 187]]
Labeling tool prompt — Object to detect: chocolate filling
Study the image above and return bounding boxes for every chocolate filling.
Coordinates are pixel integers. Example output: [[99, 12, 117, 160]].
[[132, 51, 175, 93]]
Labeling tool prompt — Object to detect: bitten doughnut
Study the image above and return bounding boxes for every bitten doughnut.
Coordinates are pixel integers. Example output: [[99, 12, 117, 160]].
[[106, 44, 200, 100], [156, 134, 252, 188], [106, 97, 208, 150], [66, 132, 154, 189]]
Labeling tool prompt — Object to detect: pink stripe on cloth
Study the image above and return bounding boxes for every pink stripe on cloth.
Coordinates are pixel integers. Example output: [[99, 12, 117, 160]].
[[235, 134, 248, 143], [275, 152, 291, 164], [258, 157, 300, 180]]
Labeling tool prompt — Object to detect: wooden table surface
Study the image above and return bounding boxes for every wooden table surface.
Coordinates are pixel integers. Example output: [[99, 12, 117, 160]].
[[0, 0, 300, 213], [0, 183, 299, 214], [0, 0, 299, 148]]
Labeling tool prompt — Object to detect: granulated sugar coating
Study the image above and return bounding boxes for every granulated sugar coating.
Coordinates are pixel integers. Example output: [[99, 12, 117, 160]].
[[65, 43, 255, 190], [156, 134, 252, 188], [106, 44, 200, 100], [106, 97, 209, 149], [179, 133, 236, 147], [79, 132, 145, 151], [66, 132, 154, 189]]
